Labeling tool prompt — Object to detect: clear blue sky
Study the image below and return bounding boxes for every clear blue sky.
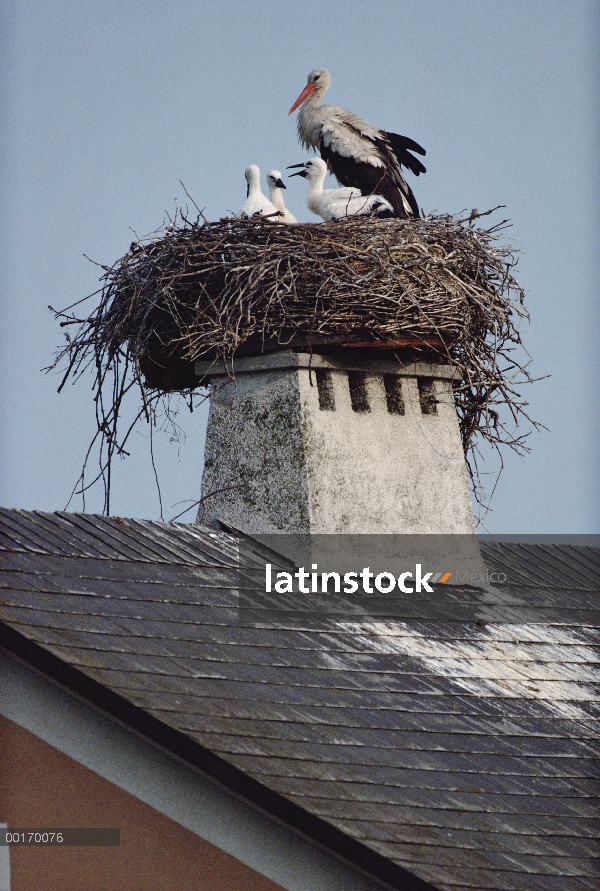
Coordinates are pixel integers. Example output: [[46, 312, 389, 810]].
[[1, 0, 598, 532]]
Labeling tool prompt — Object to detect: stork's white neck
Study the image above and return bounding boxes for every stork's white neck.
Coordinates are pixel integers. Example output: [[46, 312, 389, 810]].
[[269, 185, 285, 212], [306, 166, 327, 194], [297, 92, 328, 151], [305, 165, 330, 217]]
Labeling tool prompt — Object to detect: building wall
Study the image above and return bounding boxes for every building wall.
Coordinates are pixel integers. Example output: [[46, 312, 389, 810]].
[[0, 651, 386, 891], [0, 714, 286, 891]]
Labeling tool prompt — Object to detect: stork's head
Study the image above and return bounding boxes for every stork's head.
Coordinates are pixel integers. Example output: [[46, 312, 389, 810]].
[[287, 157, 328, 184], [267, 170, 286, 190], [244, 164, 261, 196], [288, 69, 330, 115]]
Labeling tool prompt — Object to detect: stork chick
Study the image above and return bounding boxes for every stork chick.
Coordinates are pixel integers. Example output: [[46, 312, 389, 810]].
[[289, 69, 425, 218], [238, 165, 279, 220], [267, 170, 297, 224], [289, 158, 393, 222]]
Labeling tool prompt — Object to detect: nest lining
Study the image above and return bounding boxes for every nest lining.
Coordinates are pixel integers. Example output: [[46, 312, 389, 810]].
[[52, 211, 539, 514]]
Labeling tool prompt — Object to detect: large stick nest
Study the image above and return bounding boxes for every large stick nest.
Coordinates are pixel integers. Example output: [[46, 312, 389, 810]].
[[52, 211, 540, 514]]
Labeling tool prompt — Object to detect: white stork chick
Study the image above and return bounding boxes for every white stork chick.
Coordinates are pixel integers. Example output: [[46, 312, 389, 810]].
[[238, 165, 279, 220], [266, 170, 297, 224], [288, 69, 425, 219], [289, 158, 393, 222]]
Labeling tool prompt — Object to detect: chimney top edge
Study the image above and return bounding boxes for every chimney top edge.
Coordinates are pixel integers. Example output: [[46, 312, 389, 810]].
[[195, 352, 459, 380]]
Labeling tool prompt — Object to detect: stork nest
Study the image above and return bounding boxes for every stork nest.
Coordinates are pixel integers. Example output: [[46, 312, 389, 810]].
[[51, 210, 541, 515]]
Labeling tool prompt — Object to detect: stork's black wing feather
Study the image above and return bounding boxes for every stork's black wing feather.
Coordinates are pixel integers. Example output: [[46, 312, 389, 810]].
[[370, 200, 395, 218], [388, 131, 426, 156], [386, 132, 427, 177]]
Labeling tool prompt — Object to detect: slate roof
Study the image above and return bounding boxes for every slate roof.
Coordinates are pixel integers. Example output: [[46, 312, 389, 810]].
[[0, 508, 599, 891]]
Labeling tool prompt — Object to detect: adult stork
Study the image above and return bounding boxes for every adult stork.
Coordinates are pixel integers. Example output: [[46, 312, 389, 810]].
[[288, 69, 425, 218]]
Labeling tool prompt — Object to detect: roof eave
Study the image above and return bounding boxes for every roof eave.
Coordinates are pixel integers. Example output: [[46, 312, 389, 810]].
[[0, 620, 439, 891]]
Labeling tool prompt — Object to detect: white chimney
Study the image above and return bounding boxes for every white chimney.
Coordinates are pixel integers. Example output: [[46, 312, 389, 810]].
[[198, 351, 478, 538]]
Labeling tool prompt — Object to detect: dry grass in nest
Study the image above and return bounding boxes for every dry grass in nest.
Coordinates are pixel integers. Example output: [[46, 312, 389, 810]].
[[50, 209, 542, 516]]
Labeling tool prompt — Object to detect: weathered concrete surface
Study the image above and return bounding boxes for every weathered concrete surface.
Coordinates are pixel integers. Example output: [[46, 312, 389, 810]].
[[299, 369, 475, 534], [199, 352, 479, 542], [200, 367, 310, 533]]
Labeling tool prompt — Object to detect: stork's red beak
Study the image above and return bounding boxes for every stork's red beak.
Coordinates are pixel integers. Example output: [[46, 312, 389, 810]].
[[288, 82, 316, 115]]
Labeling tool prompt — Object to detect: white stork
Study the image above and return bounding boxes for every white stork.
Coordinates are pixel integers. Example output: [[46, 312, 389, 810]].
[[288, 69, 425, 219], [238, 165, 280, 220], [288, 158, 393, 221], [266, 170, 297, 224]]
